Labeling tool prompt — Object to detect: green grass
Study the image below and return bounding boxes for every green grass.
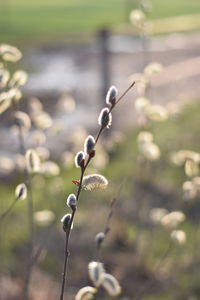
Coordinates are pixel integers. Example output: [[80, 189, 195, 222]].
[[0, 0, 200, 44]]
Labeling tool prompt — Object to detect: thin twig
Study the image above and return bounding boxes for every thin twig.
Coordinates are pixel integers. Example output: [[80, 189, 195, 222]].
[[15, 122, 34, 300], [95, 180, 126, 261], [134, 240, 173, 300], [59, 82, 135, 300], [22, 172, 35, 299], [95, 197, 117, 261], [0, 198, 18, 222]]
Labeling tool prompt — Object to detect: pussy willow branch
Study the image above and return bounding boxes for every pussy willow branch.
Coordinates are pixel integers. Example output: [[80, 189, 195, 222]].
[[59, 81, 135, 300]]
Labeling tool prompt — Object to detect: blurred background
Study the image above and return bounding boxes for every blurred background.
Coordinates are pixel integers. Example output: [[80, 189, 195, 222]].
[[1, 0, 200, 299]]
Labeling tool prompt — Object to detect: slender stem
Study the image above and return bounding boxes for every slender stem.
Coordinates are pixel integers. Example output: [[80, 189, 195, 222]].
[[60, 232, 69, 300], [94, 181, 125, 261], [114, 81, 135, 107], [59, 211, 76, 300], [22, 173, 34, 300], [27, 174, 34, 246], [154, 240, 173, 272], [0, 197, 18, 222], [134, 240, 173, 300], [59, 82, 135, 299], [95, 198, 117, 261]]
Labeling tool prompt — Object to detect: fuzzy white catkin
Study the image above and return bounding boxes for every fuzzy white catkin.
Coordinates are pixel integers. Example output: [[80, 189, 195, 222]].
[[149, 208, 169, 224], [137, 131, 153, 145], [161, 211, 185, 228], [66, 193, 77, 208], [15, 111, 31, 130], [84, 135, 95, 155], [75, 151, 85, 168], [75, 286, 97, 300], [10, 70, 28, 87], [95, 232, 105, 244], [61, 213, 73, 230], [88, 261, 105, 287], [144, 62, 163, 76], [0, 69, 10, 88], [101, 273, 121, 296], [98, 108, 112, 128], [106, 86, 118, 105], [82, 174, 108, 191], [185, 159, 199, 178], [0, 92, 12, 114], [171, 230, 186, 245], [25, 149, 40, 174], [146, 104, 168, 122], [141, 142, 160, 161], [34, 210, 55, 227], [134, 97, 150, 114], [15, 183, 27, 200], [0, 44, 22, 62], [40, 161, 60, 176], [130, 9, 145, 28]]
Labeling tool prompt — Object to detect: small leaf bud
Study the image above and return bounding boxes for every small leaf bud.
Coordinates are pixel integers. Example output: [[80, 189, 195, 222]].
[[89, 149, 95, 158]]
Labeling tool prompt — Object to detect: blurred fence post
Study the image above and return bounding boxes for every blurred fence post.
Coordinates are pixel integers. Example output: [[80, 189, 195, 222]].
[[99, 28, 111, 101]]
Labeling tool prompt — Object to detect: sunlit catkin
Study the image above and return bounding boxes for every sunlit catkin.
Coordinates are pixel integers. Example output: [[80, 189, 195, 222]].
[[10, 70, 28, 87], [0, 92, 11, 114], [0, 69, 10, 88], [185, 159, 199, 178], [130, 9, 146, 28], [146, 104, 169, 122], [61, 213, 73, 231], [134, 97, 150, 114], [40, 161, 60, 176], [98, 108, 112, 129], [171, 230, 186, 245], [34, 210, 55, 227], [0, 44, 22, 62], [88, 261, 105, 287], [101, 273, 121, 296], [15, 111, 31, 131], [161, 211, 185, 229], [82, 174, 108, 191], [75, 286, 97, 300], [84, 135, 95, 155], [106, 86, 118, 106], [66, 194, 77, 209], [95, 232, 105, 245], [144, 62, 163, 76], [75, 151, 85, 168], [15, 183, 27, 200], [25, 149, 41, 174]]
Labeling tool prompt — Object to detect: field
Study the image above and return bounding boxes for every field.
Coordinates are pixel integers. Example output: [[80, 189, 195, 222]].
[[0, 0, 200, 43]]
